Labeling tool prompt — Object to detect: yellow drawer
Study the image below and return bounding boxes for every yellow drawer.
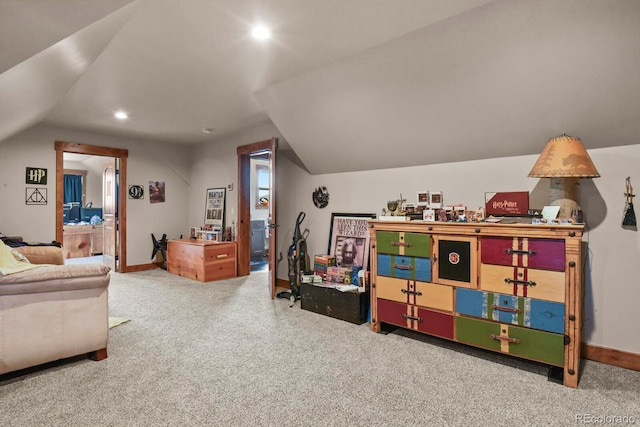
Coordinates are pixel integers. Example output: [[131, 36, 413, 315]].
[[376, 276, 453, 312], [480, 263, 565, 303]]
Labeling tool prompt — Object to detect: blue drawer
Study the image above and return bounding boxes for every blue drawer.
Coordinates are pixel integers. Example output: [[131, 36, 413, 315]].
[[455, 288, 564, 334], [377, 254, 431, 282]]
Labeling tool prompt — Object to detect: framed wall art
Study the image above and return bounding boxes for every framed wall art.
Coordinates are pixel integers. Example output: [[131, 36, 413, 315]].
[[204, 187, 226, 230], [149, 181, 165, 204], [189, 227, 200, 239], [328, 212, 376, 271], [429, 191, 443, 209], [417, 191, 429, 207]]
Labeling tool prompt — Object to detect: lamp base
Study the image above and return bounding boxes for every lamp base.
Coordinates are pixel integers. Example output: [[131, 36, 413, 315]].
[[550, 177, 580, 219]]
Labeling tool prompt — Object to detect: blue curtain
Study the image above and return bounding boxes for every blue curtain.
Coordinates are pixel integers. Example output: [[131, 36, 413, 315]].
[[64, 174, 82, 204]]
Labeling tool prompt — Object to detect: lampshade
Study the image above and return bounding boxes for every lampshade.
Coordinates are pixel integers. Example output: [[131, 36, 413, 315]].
[[528, 134, 599, 221], [528, 134, 600, 178]]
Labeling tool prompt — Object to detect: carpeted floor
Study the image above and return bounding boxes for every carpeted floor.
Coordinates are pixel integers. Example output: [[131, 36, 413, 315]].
[[1, 268, 638, 426]]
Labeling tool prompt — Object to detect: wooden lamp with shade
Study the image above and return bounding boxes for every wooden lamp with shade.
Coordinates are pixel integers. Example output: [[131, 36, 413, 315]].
[[528, 134, 600, 221]]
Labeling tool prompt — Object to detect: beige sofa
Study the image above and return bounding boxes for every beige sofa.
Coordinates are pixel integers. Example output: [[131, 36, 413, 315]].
[[0, 244, 111, 375]]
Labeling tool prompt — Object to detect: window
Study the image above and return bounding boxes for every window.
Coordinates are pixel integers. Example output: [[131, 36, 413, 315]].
[[63, 169, 87, 206], [255, 164, 269, 209]]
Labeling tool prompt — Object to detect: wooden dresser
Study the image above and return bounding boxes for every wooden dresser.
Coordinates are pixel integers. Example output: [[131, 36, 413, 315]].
[[369, 220, 584, 388], [167, 239, 237, 282], [62, 224, 104, 258]]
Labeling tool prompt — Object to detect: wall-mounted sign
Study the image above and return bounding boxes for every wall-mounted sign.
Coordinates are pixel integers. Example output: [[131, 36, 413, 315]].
[[26, 187, 47, 205], [204, 187, 225, 230], [312, 186, 329, 208], [128, 185, 144, 199], [26, 167, 47, 185]]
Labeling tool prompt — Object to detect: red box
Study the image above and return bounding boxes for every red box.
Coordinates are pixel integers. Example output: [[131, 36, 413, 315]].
[[484, 191, 529, 216]]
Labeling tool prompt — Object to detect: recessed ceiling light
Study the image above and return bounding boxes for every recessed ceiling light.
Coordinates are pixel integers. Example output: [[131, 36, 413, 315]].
[[251, 25, 271, 40], [114, 111, 128, 120], [202, 127, 215, 134]]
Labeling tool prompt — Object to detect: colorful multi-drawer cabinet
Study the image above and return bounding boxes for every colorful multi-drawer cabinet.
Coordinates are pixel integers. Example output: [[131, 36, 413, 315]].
[[369, 221, 584, 388]]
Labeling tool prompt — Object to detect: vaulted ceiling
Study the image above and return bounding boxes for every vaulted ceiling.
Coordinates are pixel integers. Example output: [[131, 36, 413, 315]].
[[1, 0, 639, 174]]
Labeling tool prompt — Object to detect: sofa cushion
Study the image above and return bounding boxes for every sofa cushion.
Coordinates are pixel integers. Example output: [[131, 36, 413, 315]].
[[15, 245, 64, 265], [0, 264, 110, 295], [0, 240, 45, 275], [10, 247, 30, 263]]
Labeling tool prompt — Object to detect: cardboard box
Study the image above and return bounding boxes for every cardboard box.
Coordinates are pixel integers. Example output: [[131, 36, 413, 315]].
[[301, 274, 323, 284], [485, 191, 529, 216], [314, 254, 336, 266], [326, 266, 352, 283], [314, 254, 336, 279]]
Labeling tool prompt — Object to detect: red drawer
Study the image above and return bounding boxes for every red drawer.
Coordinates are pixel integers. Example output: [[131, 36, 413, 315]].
[[481, 237, 565, 271], [376, 299, 454, 339]]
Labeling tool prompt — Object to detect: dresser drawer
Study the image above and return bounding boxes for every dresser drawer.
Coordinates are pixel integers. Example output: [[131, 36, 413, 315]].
[[377, 299, 454, 339], [203, 258, 236, 281], [480, 264, 565, 303], [204, 243, 236, 261], [455, 316, 564, 366], [377, 254, 431, 282], [455, 288, 564, 334], [377, 276, 453, 312], [376, 231, 431, 258], [481, 237, 565, 271]]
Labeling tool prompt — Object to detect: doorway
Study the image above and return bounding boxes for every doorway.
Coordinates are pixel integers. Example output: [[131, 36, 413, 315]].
[[250, 153, 270, 273], [60, 153, 109, 265], [55, 141, 128, 272], [237, 138, 277, 298]]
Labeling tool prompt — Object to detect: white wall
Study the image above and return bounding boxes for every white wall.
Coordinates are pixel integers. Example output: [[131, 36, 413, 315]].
[[275, 143, 640, 355], [188, 122, 286, 235], [0, 124, 192, 266]]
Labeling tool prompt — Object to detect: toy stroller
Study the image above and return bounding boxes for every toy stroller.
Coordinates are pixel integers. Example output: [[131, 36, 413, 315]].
[[277, 212, 310, 304]]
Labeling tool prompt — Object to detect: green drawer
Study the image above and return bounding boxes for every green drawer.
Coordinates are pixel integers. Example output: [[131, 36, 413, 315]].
[[455, 316, 564, 367], [376, 231, 431, 258]]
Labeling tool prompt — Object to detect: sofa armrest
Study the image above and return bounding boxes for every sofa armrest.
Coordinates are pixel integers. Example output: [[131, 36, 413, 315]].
[[16, 246, 65, 265], [0, 263, 110, 295]]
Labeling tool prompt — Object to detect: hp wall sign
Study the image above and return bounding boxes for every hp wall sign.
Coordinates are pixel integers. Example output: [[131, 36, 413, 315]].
[[25, 167, 47, 185], [128, 185, 144, 199]]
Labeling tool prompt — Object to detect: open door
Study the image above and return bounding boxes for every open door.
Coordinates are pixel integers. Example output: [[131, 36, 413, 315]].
[[266, 149, 276, 297], [237, 138, 278, 298], [55, 141, 127, 272], [102, 159, 117, 271]]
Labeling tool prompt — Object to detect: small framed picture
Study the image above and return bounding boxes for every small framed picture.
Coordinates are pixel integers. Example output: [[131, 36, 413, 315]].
[[402, 202, 415, 213], [417, 191, 429, 207], [423, 209, 436, 222], [189, 227, 200, 239], [465, 210, 478, 222], [205, 231, 221, 241], [429, 191, 443, 209]]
